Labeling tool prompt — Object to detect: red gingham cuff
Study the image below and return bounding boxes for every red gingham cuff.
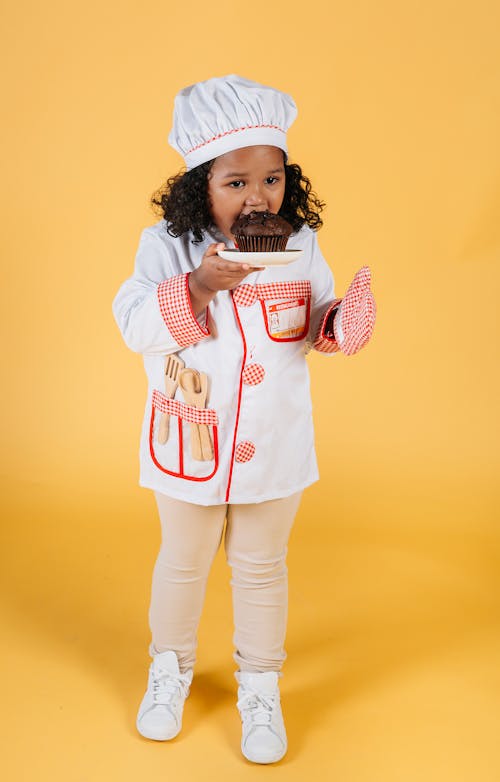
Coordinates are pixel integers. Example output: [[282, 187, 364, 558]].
[[157, 273, 210, 348], [313, 298, 342, 353]]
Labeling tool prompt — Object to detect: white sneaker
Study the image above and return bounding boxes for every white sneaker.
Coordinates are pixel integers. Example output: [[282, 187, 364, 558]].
[[236, 671, 287, 764], [136, 650, 193, 741]]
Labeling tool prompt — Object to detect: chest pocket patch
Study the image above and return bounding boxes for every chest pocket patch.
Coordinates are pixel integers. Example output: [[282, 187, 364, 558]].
[[263, 297, 309, 340], [258, 281, 312, 343]]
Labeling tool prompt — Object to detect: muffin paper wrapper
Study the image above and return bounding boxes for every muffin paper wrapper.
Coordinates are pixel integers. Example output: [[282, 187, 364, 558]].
[[235, 235, 289, 252]]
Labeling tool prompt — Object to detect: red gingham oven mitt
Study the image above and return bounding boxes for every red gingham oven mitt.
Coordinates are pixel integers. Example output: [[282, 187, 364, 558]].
[[334, 266, 376, 356]]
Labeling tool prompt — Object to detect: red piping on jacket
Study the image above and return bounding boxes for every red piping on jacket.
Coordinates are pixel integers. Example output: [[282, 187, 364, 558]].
[[178, 417, 184, 476], [225, 293, 247, 502]]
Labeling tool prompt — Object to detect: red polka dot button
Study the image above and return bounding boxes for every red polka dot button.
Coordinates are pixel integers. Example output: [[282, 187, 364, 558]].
[[242, 363, 265, 386], [235, 441, 256, 463]]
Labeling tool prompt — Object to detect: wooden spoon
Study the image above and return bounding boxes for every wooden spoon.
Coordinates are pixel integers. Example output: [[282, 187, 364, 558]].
[[178, 369, 213, 461]]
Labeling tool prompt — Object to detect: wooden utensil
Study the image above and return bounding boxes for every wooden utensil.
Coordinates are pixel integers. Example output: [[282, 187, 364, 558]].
[[158, 354, 185, 444], [178, 369, 213, 461], [179, 369, 203, 460], [196, 372, 214, 461]]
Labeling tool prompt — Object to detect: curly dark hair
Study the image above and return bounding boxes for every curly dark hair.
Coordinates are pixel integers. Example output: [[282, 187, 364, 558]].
[[151, 155, 325, 243]]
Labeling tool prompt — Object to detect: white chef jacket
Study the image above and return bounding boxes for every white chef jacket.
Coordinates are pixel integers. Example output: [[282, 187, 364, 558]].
[[112, 220, 340, 505]]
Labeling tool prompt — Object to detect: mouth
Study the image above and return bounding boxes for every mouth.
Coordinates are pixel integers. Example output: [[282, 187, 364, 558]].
[[239, 207, 269, 217]]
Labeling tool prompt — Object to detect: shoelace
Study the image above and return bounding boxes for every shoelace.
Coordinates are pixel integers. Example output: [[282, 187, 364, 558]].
[[237, 690, 279, 726], [152, 668, 191, 706]]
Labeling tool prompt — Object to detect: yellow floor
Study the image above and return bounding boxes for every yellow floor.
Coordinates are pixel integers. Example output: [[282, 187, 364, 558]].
[[2, 480, 498, 782]]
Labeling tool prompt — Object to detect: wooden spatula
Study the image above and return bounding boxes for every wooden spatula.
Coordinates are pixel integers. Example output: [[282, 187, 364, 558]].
[[195, 372, 214, 461], [179, 369, 203, 460]]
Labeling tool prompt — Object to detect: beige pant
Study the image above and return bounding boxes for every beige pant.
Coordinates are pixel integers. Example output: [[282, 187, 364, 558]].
[[148, 491, 302, 673]]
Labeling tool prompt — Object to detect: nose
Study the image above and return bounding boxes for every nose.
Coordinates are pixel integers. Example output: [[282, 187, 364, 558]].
[[244, 183, 266, 211]]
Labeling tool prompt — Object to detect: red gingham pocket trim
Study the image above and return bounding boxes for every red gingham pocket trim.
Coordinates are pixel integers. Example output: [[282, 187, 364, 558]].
[[233, 281, 312, 307], [256, 280, 311, 301], [157, 274, 210, 347], [152, 390, 219, 426], [233, 284, 257, 307], [235, 441, 256, 463]]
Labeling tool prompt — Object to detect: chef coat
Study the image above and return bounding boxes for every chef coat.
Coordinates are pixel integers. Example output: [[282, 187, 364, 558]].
[[112, 220, 340, 505]]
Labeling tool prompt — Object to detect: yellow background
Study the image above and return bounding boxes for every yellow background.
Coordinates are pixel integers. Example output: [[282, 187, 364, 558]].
[[1, 0, 499, 779]]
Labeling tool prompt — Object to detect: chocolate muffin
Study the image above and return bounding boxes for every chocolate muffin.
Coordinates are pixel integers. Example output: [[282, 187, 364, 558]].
[[231, 210, 293, 252]]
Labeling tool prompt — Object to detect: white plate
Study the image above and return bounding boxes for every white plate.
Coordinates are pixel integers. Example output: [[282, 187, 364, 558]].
[[217, 249, 303, 267]]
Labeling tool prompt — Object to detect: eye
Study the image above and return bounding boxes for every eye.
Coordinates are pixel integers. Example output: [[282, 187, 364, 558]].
[[265, 176, 280, 185], [228, 180, 244, 188]]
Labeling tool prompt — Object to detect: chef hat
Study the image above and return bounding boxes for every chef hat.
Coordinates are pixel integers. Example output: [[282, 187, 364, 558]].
[[168, 74, 298, 170]]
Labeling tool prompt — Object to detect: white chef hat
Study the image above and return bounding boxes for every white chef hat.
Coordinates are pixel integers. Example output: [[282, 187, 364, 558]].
[[168, 74, 298, 170]]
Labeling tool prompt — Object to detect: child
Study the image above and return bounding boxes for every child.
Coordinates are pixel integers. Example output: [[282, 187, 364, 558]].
[[113, 74, 375, 764]]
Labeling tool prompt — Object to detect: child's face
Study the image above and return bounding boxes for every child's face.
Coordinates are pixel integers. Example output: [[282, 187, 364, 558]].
[[207, 145, 286, 243]]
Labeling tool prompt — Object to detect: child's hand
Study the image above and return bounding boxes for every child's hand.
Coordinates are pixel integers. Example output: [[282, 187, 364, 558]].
[[193, 243, 262, 293], [188, 243, 262, 316]]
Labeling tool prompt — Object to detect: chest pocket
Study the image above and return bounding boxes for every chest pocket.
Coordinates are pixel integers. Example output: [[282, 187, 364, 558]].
[[258, 281, 312, 343]]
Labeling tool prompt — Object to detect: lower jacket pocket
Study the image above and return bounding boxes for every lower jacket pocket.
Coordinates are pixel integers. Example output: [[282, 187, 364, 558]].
[[149, 390, 219, 481]]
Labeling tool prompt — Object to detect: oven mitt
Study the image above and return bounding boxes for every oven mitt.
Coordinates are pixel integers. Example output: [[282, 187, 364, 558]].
[[334, 266, 376, 356]]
